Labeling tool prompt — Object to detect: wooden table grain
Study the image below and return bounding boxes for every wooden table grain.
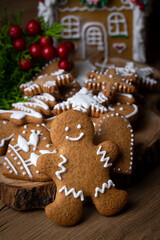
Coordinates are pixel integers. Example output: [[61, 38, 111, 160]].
[[0, 165, 160, 240]]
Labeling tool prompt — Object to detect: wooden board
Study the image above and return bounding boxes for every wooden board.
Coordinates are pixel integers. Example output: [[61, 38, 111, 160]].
[[0, 166, 160, 240]]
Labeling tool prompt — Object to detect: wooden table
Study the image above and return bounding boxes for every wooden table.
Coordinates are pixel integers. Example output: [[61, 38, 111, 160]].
[[0, 166, 160, 240]]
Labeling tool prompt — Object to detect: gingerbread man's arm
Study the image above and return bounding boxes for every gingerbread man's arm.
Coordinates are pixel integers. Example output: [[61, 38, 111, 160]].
[[37, 151, 58, 176], [96, 141, 119, 168]]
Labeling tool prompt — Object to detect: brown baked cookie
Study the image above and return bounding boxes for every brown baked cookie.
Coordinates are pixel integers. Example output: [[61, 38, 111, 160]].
[[59, 80, 81, 101], [2, 123, 56, 181], [53, 87, 108, 117], [108, 102, 138, 122], [0, 120, 21, 156], [114, 93, 135, 104], [94, 112, 134, 175], [37, 110, 128, 226], [19, 73, 74, 96], [0, 93, 57, 125], [37, 59, 76, 78], [117, 62, 157, 89], [85, 67, 137, 97]]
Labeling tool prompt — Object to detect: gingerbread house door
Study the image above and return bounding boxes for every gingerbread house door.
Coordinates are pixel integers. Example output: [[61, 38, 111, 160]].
[[81, 22, 108, 61]]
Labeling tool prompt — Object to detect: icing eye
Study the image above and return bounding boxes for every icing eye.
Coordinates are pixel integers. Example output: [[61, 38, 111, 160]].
[[77, 124, 81, 129], [65, 126, 69, 132]]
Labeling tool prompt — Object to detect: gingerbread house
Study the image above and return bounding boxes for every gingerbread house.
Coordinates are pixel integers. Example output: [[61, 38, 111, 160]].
[[38, 0, 149, 64]]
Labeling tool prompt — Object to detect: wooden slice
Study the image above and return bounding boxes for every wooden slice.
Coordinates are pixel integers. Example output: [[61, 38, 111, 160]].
[[0, 161, 56, 210]]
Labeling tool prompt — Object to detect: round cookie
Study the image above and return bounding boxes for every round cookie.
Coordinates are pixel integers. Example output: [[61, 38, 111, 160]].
[[94, 112, 134, 175], [37, 110, 128, 226], [2, 123, 56, 181]]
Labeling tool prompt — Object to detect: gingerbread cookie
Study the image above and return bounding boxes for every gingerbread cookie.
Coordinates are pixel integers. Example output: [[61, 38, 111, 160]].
[[115, 93, 135, 104], [0, 120, 21, 156], [2, 123, 56, 181], [36, 59, 76, 77], [19, 72, 74, 96], [0, 93, 57, 125], [85, 67, 137, 97], [37, 110, 128, 226], [117, 62, 157, 89], [94, 112, 134, 175], [53, 88, 108, 117], [59, 80, 81, 101], [108, 102, 138, 122]]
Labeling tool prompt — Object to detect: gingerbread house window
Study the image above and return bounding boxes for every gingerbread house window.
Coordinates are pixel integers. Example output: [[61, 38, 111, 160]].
[[61, 16, 80, 39], [107, 12, 128, 37], [86, 27, 104, 50]]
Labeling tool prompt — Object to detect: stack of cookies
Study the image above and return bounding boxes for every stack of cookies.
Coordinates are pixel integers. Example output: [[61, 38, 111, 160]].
[[0, 59, 158, 225]]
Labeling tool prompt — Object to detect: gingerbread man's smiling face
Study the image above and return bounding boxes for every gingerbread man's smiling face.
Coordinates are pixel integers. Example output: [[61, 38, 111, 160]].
[[50, 110, 94, 147]]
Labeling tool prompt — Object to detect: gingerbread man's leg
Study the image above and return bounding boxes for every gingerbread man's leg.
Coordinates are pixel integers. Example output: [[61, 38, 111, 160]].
[[45, 192, 83, 226], [92, 187, 128, 216]]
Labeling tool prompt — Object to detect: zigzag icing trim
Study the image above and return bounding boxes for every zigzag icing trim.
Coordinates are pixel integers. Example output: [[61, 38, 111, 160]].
[[97, 145, 112, 168], [59, 185, 84, 201], [55, 154, 67, 180], [94, 180, 115, 198]]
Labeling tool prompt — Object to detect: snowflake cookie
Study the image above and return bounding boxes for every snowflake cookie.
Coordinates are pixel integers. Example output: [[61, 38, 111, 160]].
[[2, 123, 56, 181], [37, 110, 128, 226], [53, 87, 108, 117], [85, 67, 137, 97], [19, 72, 74, 96], [94, 112, 134, 175]]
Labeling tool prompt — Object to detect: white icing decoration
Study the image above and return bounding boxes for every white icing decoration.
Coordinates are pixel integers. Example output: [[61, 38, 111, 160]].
[[4, 157, 18, 175], [51, 69, 65, 76], [65, 126, 69, 132], [0, 110, 42, 120], [108, 12, 128, 37], [55, 155, 67, 180], [0, 134, 14, 148], [77, 124, 81, 129], [25, 153, 39, 167], [43, 81, 56, 88], [125, 104, 138, 119], [133, 5, 146, 62], [54, 88, 107, 114], [39, 149, 57, 154], [38, 0, 56, 26], [59, 185, 84, 201], [113, 43, 127, 54], [17, 135, 29, 152], [61, 15, 80, 39], [97, 146, 112, 168], [13, 98, 49, 111], [94, 180, 115, 197], [66, 132, 84, 142]]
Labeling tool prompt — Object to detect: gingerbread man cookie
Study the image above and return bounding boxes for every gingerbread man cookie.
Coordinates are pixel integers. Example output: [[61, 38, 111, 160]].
[[37, 110, 128, 226], [85, 67, 136, 97], [2, 123, 55, 181]]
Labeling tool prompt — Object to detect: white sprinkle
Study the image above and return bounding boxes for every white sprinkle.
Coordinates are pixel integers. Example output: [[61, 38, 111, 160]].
[[46, 144, 50, 148], [36, 170, 39, 174], [23, 172, 26, 175], [17, 162, 21, 165], [22, 131, 26, 134]]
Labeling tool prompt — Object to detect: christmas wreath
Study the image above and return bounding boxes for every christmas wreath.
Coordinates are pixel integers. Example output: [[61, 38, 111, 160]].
[[80, 0, 109, 8]]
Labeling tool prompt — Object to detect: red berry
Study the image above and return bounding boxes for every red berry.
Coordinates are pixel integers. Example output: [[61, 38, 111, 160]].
[[131, 0, 137, 3], [19, 58, 33, 71], [139, 3, 145, 10], [57, 44, 70, 59], [9, 25, 23, 39], [63, 41, 75, 53], [58, 59, 71, 71], [41, 45, 58, 60], [13, 38, 26, 52], [29, 43, 42, 58], [40, 0, 44, 2], [39, 35, 53, 47], [26, 20, 41, 35]]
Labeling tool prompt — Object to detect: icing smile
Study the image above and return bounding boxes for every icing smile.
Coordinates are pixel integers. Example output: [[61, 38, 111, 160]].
[[66, 133, 84, 141]]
